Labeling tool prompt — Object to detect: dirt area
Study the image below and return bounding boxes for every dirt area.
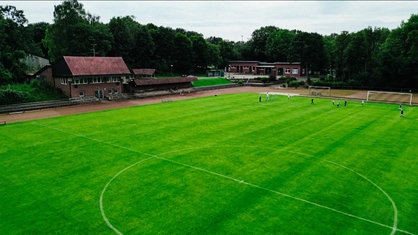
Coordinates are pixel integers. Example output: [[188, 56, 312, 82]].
[[0, 86, 377, 124]]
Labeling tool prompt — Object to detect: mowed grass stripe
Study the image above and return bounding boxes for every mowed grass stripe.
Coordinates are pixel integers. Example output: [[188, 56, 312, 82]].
[[0, 93, 417, 234]]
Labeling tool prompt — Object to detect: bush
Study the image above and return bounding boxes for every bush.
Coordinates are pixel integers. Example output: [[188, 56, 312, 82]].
[[0, 82, 67, 105], [30, 79, 42, 90], [0, 87, 28, 105], [288, 80, 300, 88], [269, 74, 277, 81], [278, 76, 296, 84]]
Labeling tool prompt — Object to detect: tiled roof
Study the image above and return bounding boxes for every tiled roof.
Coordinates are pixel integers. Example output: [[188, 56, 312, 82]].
[[132, 68, 156, 76], [63, 56, 131, 76], [133, 76, 197, 86]]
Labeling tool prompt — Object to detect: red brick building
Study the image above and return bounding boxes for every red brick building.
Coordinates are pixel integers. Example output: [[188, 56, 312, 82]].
[[228, 61, 305, 77], [36, 56, 131, 99]]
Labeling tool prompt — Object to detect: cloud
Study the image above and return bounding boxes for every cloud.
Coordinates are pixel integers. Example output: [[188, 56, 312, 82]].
[[2, 1, 417, 41]]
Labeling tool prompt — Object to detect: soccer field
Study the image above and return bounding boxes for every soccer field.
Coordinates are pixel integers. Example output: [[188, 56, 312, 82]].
[[0, 93, 417, 234]]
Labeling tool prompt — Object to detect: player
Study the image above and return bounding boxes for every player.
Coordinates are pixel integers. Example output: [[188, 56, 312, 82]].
[[400, 109, 404, 117], [361, 100, 365, 106], [332, 100, 335, 105], [344, 100, 347, 107], [266, 92, 269, 101], [259, 94, 262, 102], [311, 98, 314, 104]]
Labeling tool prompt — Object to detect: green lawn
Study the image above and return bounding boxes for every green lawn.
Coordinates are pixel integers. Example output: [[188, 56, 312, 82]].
[[0, 93, 417, 234], [192, 77, 232, 87]]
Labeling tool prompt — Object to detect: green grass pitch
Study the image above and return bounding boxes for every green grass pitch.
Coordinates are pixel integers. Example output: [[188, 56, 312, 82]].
[[1, 93, 417, 234]]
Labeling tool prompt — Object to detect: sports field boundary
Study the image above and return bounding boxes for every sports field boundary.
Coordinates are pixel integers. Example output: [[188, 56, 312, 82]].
[[1, 86, 416, 124]]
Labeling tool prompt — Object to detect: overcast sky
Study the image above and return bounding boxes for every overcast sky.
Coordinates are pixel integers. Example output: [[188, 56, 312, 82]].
[[3, 1, 418, 41]]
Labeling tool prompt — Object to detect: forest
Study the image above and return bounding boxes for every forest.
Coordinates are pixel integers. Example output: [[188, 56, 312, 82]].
[[1, 0, 418, 90]]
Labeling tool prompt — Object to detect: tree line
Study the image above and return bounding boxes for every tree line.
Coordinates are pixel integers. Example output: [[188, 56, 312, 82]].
[[1, 0, 417, 90]]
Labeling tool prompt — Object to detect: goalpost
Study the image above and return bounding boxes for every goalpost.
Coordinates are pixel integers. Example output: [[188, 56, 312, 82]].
[[308, 86, 331, 97], [366, 90, 413, 105]]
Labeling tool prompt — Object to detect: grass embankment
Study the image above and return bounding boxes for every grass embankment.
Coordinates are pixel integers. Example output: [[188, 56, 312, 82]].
[[192, 77, 232, 87], [0, 94, 417, 234], [0, 82, 67, 105]]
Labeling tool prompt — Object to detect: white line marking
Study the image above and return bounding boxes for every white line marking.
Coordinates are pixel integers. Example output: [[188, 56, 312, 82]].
[[32, 123, 414, 235], [99, 156, 156, 235], [324, 160, 399, 235], [154, 155, 411, 234]]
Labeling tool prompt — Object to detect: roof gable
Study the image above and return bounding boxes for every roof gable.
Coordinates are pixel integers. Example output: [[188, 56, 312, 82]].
[[63, 56, 131, 76], [133, 76, 197, 86], [133, 68, 156, 76]]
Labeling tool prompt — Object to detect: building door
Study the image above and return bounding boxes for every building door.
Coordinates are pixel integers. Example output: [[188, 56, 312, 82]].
[[277, 68, 283, 75], [95, 89, 104, 99]]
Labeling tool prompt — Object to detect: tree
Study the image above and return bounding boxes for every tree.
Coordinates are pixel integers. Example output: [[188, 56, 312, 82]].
[[172, 32, 193, 74], [323, 34, 337, 80], [265, 29, 296, 62], [108, 16, 138, 65], [26, 22, 49, 57], [248, 26, 278, 61], [0, 5, 29, 84], [132, 25, 155, 68], [147, 24, 176, 72], [334, 31, 350, 82], [380, 14, 418, 89], [289, 32, 327, 77], [190, 34, 210, 73], [43, 0, 112, 62], [207, 37, 239, 69]]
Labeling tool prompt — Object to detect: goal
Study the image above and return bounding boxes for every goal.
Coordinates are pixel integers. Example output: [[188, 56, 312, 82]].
[[308, 86, 331, 97], [366, 90, 413, 105]]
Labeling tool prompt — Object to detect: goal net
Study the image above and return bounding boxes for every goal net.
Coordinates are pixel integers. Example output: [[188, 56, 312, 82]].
[[366, 91, 413, 105], [308, 86, 331, 97]]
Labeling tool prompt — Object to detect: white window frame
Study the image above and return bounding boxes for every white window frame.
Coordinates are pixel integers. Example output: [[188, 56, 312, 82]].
[[60, 78, 67, 85], [292, 68, 298, 75]]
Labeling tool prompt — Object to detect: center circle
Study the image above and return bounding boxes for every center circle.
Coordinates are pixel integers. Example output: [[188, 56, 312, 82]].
[[100, 145, 397, 234]]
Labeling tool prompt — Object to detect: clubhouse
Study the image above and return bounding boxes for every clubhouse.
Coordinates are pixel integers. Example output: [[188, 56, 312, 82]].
[[228, 61, 305, 77], [34, 56, 197, 100]]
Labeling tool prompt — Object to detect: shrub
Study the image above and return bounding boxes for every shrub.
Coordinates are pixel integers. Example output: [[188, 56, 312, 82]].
[[0, 87, 28, 105], [288, 80, 300, 88], [260, 77, 269, 83], [30, 79, 42, 90]]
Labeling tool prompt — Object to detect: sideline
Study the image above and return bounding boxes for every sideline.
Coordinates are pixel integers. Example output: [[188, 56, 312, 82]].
[[0, 86, 305, 124]]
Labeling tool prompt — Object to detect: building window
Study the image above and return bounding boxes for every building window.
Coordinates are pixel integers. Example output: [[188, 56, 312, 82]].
[[60, 78, 67, 85], [79, 91, 85, 97], [285, 68, 291, 74], [113, 88, 118, 94], [292, 68, 298, 75]]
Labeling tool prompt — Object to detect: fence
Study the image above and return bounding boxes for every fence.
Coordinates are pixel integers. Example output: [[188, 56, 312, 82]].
[[0, 100, 75, 114]]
